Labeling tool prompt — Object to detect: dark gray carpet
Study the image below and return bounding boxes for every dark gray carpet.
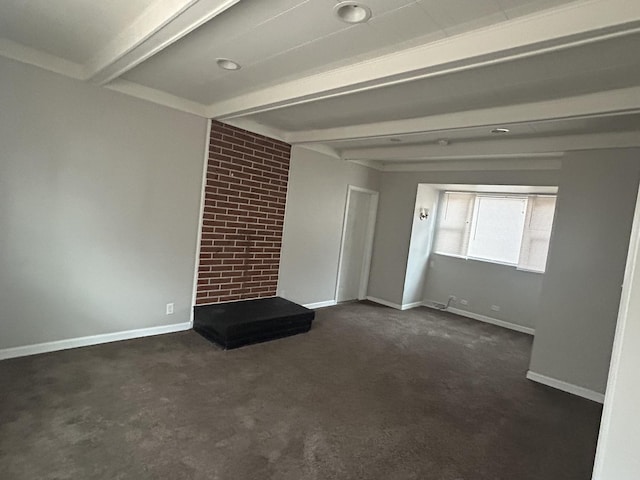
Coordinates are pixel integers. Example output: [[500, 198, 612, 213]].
[[0, 302, 602, 479]]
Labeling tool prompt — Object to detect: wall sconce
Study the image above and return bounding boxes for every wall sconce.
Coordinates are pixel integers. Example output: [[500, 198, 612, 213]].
[[419, 208, 429, 220]]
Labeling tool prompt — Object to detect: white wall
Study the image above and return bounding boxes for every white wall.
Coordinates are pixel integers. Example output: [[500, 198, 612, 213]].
[[0, 57, 208, 351], [402, 184, 438, 305], [278, 147, 381, 306], [592, 179, 640, 480], [368, 169, 560, 306], [529, 149, 640, 395]]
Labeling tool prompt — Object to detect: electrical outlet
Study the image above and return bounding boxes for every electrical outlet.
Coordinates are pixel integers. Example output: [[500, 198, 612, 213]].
[[449, 295, 457, 302], [491, 305, 501, 312], [460, 299, 469, 306], [166, 303, 174, 315]]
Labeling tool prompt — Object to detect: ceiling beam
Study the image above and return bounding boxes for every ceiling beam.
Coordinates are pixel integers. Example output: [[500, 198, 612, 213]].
[[341, 132, 640, 161], [86, 0, 240, 85], [377, 158, 563, 173], [207, 0, 640, 120], [287, 87, 640, 145]]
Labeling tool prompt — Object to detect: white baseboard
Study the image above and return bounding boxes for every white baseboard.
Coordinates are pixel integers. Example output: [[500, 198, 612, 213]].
[[366, 296, 423, 311], [526, 370, 605, 404], [403, 301, 425, 310], [0, 322, 192, 361], [446, 307, 535, 335], [303, 300, 337, 309]]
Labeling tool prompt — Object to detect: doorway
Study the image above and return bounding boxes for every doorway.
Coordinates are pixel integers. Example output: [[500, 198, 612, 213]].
[[335, 185, 379, 303]]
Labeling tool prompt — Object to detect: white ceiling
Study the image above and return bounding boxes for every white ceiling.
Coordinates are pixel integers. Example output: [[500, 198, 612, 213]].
[[1, 0, 639, 169], [247, 32, 640, 132], [121, 0, 576, 104], [0, 0, 155, 63]]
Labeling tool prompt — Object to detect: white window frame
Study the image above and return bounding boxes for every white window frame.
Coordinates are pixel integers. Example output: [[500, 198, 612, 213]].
[[433, 191, 555, 274]]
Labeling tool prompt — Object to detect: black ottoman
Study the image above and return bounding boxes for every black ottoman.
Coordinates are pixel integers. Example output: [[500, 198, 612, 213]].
[[193, 297, 315, 349]]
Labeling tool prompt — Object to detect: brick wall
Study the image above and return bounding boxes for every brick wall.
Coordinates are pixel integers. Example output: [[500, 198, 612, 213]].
[[195, 121, 291, 305]]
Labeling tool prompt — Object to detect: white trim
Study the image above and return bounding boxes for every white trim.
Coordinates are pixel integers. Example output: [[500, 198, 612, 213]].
[[346, 159, 384, 171], [366, 296, 423, 311], [592, 178, 640, 477], [380, 158, 563, 173], [0, 38, 85, 79], [190, 118, 212, 327], [105, 79, 208, 117], [526, 371, 605, 404], [303, 300, 338, 309], [335, 186, 379, 303], [403, 301, 424, 310], [0, 322, 192, 361], [446, 307, 535, 335], [366, 296, 404, 310]]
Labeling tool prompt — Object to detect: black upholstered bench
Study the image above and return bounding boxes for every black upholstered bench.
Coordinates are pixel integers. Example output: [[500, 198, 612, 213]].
[[193, 297, 315, 349]]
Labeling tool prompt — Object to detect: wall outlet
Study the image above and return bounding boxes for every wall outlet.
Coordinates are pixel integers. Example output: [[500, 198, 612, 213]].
[[166, 303, 174, 315], [460, 299, 469, 306], [448, 295, 457, 303], [491, 305, 501, 312]]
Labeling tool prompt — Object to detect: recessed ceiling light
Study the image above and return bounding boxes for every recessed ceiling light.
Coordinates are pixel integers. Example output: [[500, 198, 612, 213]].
[[389, 137, 402, 142], [216, 58, 241, 71], [334, 1, 372, 24], [491, 128, 510, 134]]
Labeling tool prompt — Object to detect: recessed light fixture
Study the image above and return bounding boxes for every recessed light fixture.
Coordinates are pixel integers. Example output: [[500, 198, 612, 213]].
[[216, 58, 241, 71], [491, 128, 510, 134], [334, 1, 372, 24], [389, 137, 402, 142]]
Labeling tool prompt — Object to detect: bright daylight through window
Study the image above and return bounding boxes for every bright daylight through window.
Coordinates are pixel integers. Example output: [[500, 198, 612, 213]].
[[434, 192, 556, 273]]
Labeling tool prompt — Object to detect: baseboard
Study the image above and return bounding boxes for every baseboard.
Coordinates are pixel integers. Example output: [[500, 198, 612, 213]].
[[526, 371, 605, 404], [403, 301, 425, 310], [446, 307, 535, 335], [366, 296, 403, 309], [366, 296, 423, 311], [303, 300, 337, 309], [0, 322, 192, 361]]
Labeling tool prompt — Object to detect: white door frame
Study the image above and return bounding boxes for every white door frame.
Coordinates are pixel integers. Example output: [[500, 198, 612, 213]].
[[334, 185, 379, 303]]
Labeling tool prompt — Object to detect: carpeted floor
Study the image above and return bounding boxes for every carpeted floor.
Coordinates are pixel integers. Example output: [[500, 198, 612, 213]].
[[0, 302, 602, 480]]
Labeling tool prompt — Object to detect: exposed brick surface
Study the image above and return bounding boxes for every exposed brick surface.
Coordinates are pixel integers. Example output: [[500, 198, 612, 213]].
[[196, 121, 291, 305]]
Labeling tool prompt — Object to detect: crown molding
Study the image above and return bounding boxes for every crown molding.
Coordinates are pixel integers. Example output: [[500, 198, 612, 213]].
[[105, 79, 209, 116], [0, 38, 85, 79]]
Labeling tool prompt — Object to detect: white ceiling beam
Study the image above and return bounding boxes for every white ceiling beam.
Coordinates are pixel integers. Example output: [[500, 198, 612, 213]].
[[378, 158, 564, 173], [287, 87, 640, 145], [342, 132, 640, 161], [208, 0, 640, 120], [86, 0, 240, 85]]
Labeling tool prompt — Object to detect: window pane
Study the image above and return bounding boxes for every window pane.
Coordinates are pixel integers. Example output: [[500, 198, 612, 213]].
[[467, 196, 527, 264], [518, 195, 556, 272], [434, 192, 474, 256]]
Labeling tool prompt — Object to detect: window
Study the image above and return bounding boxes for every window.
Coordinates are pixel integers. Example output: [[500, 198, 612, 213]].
[[434, 191, 556, 272]]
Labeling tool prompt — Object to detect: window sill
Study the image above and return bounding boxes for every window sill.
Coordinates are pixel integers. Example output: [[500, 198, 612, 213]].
[[433, 252, 545, 274]]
